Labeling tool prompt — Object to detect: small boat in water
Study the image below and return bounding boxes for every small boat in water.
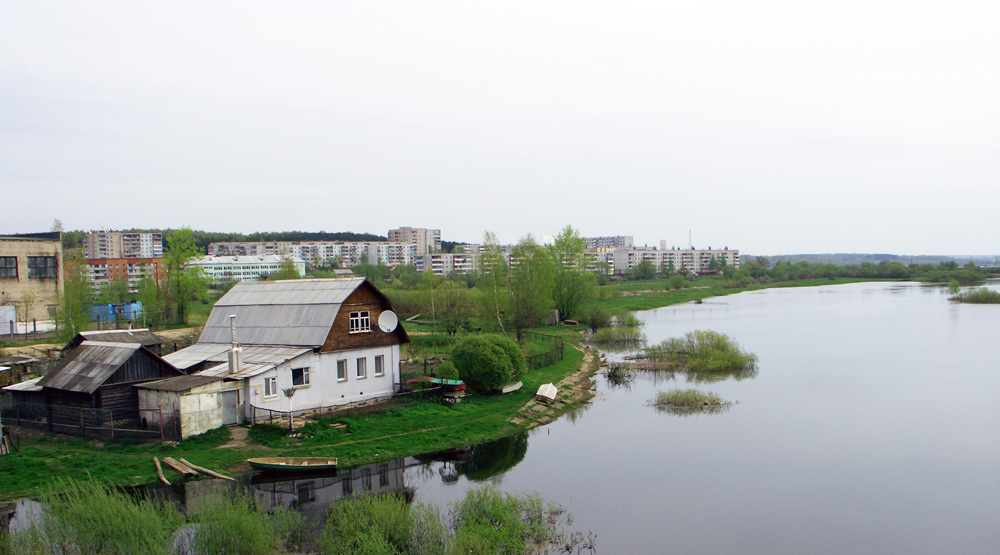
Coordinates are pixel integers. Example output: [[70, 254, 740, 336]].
[[247, 457, 338, 473], [535, 383, 557, 403]]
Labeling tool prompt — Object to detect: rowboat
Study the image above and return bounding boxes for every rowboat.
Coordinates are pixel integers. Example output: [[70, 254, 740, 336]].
[[247, 457, 338, 473], [535, 383, 557, 403]]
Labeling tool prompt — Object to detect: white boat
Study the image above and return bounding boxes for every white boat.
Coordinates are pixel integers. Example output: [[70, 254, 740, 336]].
[[535, 383, 557, 403], [500, 381, 523, 394]]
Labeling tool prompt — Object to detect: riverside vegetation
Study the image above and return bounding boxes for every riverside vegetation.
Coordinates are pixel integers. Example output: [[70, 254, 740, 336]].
[[949, 287, 1000, 304], [0, 480, 592, 555]]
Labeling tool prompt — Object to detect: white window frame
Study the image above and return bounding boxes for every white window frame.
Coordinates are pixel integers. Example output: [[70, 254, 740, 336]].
[[374, 355, 384, 377], [291, 367, 310, 388], [349, 311, 371, 333], [357, 357, 367, 379], [337, 359, 347, 382], [264, 376, 278, 398]]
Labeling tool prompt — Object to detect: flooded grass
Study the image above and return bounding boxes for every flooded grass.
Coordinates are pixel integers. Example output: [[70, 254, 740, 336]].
[[641, 330, 758, 380], [950, 288, 1000, 304], [649, 389, 733, 416]]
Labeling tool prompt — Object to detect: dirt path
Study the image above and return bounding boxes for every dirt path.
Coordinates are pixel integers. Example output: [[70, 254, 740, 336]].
[[510, 346, 600, 428]]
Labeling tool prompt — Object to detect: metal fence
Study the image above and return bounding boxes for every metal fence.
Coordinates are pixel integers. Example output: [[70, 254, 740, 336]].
[[522, 330, 565, 370], [1, 399, 179, 441]]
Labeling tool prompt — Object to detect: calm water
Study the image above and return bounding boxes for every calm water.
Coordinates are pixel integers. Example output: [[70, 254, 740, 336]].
[[409, 281, 1000, 554], [7, 282, 997, 553]]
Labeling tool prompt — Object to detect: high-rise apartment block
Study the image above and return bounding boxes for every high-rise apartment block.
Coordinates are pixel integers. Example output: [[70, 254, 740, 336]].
[[387, 227, 441, 255], [584, 236, 633, 250], [84, 231, 163, 259]]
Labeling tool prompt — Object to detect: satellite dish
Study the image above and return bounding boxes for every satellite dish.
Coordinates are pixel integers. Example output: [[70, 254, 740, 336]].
[[378, 310, 399, 333]]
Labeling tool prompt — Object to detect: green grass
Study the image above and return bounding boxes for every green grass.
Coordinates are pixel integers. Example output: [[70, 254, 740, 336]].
[[0, 349, 584, 502], [653, 389, 726, 407], [950, 288, 1000, 304]]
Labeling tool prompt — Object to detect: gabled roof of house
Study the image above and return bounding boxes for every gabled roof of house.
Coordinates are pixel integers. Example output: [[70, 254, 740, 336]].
[[199, 278, 384, 347], [37, 341, 177, 394], [63, 329, 164, 351]]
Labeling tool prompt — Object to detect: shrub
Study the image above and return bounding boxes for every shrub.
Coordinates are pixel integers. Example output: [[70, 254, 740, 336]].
[[950, 288, 1000, 304], [191, 494, 274, 555], [435, 361, 459, 380], [319, 493, 417, 555], [644, 330, 758, 375], [653, 389, 725, 407], [451, 334, 523, 392], [582, 306, 612, 332], [482, 334, 527, 382]]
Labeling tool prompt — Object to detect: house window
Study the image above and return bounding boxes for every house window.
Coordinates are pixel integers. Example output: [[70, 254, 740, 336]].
[[378, 464, 389, 487], [0, 257, 16, 278], [361, 468, 372, 491], [264, 376, 278, 398], [357, 357, 367, 379], [27, 256, 57, 279], [374, 355, 385, 377], [341, 471, 352, 495], [349, 311, 371, 333], [337, 360, 347, 382], [292, 367, 310, 387]]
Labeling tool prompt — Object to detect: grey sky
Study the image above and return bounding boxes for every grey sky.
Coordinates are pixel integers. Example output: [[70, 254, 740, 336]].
[[2, 1, 997, 255]]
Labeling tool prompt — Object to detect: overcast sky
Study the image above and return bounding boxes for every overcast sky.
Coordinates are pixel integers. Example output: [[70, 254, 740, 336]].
[[2, 1, 997, 255]]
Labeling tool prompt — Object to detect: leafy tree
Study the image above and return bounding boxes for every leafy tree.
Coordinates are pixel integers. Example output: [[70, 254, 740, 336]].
[[136, 276, 167, 329], [709, 255, 720, 271], [352, 263, 390, 284], [435, 281, 475, 335], [582, 305, 612, 332], [475, 231, 509, 335], [163, 228, 209, 325], [96, 275, 131, 306], [268, 257, 301, 281], [629, 259, 656, 280], [508, 235, 554, 341], [57, 254, 94, 338], [548, 225, 594, 322]]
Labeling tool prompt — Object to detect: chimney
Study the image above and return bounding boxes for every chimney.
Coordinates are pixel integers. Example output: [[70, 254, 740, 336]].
[[228, 314, 241, 375]]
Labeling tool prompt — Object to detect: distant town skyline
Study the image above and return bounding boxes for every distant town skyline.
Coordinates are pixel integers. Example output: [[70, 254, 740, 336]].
[[2, 2, 997, 255]]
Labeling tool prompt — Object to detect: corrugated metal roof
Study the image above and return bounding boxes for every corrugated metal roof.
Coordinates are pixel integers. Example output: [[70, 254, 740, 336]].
[[164, 344, 310, 370], [162, 343, 231, 369], [200, 361, 275, 379], [2, 377, 43, 392], [78, 329, 163, 345], [36, 341, 141, 394], [214, 278, 365, 307], [136, 374, 223, 392], [200, 278, 366, 347]]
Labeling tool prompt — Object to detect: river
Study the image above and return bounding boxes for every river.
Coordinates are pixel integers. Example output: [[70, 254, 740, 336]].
[[409, 280, 1000, 554], [6, 281, 997, 553]]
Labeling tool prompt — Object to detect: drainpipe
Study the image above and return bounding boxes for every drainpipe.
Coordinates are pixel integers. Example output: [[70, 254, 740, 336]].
[[228, 315, 241, 375]]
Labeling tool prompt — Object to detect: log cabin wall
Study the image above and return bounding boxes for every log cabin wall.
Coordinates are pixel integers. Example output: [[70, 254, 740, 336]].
[[320, 284, 408, 352]]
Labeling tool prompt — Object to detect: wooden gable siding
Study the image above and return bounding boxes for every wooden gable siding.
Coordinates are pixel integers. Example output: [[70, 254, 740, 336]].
[[95, 384, 142, 419], [45, 389, 100, 428], [320, 283, 408, 352], [105, 349, 182, 386]]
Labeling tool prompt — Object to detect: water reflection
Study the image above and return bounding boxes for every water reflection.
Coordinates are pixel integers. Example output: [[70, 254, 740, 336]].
[[416, 433, 530, 484], [650, 404, 733, 417]]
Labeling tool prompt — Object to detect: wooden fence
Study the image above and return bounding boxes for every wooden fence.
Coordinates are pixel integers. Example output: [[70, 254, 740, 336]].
[[522, 330, 565, 370]]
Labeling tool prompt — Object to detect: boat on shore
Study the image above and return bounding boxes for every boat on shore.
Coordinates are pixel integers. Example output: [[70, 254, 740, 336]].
[[247, 457, 338, 473], [535, 383, 557, 403]]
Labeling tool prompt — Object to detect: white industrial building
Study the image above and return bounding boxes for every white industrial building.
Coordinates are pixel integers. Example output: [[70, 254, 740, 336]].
[[188, 255, 306, 283]]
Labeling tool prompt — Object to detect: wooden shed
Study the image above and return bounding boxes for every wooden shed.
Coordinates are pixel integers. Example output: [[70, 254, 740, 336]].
[[36, 341, 183, 433]]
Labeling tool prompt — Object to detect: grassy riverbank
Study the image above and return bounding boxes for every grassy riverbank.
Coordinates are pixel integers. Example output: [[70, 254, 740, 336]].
[[0, 348, 584, 502], [1, 276, 877, 502]]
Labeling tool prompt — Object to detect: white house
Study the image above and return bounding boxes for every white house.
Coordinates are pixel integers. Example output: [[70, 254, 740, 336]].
[[144, 278, 409, 437]]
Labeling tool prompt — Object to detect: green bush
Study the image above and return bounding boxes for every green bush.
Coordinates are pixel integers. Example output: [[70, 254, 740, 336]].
[[582, 306, 612, 331], [483, 334, 527, 382], [451, 334, 522, 392], [950, 287, 1000, 304], [192, 494, 275, 555], [319, 493, 418, 555], [644, 330, 758, 375], [435, 361, 459, 380]]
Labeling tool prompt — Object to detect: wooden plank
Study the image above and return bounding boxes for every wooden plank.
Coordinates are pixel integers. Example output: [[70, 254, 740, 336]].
[[179, 458, 235, 481], [153, 457, 171, 485], [162, 456, 198, 477]]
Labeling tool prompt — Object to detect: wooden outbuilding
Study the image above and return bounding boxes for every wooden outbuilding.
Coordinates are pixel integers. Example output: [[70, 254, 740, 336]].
[[36, 341, 183, 433]]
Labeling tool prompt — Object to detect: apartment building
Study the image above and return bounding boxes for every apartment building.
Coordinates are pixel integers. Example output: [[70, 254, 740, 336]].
[[584, 236, 634, 250], [86, 258, 166, 291], [414, 253, 476, 277], [0, 232, 64, 323], [188, 255, 306, 283], [387, 227, 441, 255], [611, 246, 740, 275], [207, 241, 416, 268], [83, 231, 162, 259]]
